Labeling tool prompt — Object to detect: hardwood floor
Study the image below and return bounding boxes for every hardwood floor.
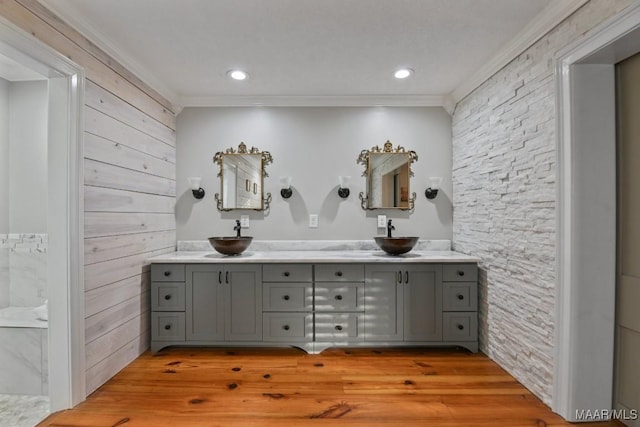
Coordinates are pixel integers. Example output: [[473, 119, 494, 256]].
[[39, 347, 621, 426]]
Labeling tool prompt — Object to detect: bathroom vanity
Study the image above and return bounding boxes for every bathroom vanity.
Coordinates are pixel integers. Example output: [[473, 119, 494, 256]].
[[149, 247, 479, 354]]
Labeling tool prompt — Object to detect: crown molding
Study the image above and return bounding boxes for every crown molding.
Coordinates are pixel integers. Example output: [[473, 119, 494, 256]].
[[450, 0, 589, 105], [38, 0, 181, 108], [180, 94, 447, 108]]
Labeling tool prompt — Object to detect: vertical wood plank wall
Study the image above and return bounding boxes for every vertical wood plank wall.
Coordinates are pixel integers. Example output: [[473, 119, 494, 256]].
[[0, 0, 177, 394]]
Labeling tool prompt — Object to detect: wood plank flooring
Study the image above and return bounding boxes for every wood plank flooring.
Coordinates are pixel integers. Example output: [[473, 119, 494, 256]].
[[38, 347, 622, 426]]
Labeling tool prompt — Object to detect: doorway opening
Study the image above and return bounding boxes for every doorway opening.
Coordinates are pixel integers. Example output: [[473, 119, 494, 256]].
[[555, 2, 640, 422], [0, 16, 85, 424]]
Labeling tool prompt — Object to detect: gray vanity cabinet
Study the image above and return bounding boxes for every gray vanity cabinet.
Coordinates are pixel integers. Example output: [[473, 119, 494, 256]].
[[364, 265, 403, 341], [364, 264, 442, 342], [186, 264, 262, 342], [151, 260, 478, 353]]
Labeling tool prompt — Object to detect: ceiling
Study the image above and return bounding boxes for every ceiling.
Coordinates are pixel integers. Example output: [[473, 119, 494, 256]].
[[39, 0, 586, 110]]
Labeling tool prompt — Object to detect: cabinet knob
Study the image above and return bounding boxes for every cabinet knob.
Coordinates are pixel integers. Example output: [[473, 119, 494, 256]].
[[456, 294, 464, 300], [164, 324, 171, 330], [457, 270, 465, 277], [164, 271, 171, 277], [283, 271, 290, 277], [283, 325, 290, 331], [335, 295, 343, 301], [335, 271, 343, 277], [457, 324, 464, 330], [335, 325, 343, 331], [283, 295, 290, 301], [164, 294, 172, 300]]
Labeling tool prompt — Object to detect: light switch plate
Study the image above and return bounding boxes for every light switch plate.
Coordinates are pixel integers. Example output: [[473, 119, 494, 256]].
[[309, 214, 318, 228], [240, 215, 250, 228], [377, 215, 387, 228]]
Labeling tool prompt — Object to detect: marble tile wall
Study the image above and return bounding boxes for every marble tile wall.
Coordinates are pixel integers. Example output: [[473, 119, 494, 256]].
[[0, 326, 48, 395], [0, 234, 47, 308]]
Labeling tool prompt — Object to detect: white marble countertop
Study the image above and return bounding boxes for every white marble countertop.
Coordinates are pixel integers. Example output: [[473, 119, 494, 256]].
[[148, 250, 479, 264]]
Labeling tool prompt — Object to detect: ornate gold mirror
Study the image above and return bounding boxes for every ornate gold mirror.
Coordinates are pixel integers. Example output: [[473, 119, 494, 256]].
[[357, 140, 418, 210], [213, 142, 273, 211]]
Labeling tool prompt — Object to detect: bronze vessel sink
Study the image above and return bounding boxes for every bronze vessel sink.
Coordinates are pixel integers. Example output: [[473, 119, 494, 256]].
[[374, 236, 419, 255], [208, 236, 253, 256]]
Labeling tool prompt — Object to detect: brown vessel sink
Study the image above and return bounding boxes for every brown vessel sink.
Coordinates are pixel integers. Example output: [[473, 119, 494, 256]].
[[208, 236, 253, 256], [374, 236, 419, 255]]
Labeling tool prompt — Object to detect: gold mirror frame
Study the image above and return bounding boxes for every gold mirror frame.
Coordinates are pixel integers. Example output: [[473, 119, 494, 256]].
[[213, 142, 273, 212], [357, 140, 418, 210]]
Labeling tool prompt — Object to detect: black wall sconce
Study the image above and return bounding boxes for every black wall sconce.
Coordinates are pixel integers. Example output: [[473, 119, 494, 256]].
[[424, 176, 442, 200], [188, 177, 205, 199], [338, 175, 351, 198], [280, 176, 293, 199]]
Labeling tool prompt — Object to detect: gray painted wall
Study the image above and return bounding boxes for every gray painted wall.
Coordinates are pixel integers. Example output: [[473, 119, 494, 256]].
[[177, 107, 452, 241], [0, 78, 9, 233], [8, 80, 47, 233]]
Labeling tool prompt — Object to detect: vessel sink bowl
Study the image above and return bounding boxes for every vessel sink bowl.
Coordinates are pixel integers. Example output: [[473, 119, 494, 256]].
[[374, 236, 419, 255], [208, 236, 253, 256]]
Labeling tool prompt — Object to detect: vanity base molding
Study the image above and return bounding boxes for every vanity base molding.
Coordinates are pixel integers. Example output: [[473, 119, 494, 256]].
[[150, 261, 479, 354]]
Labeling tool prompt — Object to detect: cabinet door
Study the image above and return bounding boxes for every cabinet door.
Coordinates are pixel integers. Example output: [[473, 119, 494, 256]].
[[403, 265, 442, 341], [186, 265, 225, 341], [226, 265, 262, 341], [364, 265, 403, 341]]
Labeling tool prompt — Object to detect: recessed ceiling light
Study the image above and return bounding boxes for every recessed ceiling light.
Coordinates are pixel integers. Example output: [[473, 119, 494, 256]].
[[227, 69, 248, 81], [394, 68, 413, 79]]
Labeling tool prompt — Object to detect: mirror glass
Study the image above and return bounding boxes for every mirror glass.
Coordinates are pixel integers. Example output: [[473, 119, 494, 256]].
[[213, 142, 273, 211], [358, 141, 417, 210]]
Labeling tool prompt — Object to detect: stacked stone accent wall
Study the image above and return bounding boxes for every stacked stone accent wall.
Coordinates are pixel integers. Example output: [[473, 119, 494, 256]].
[[451, 0, 634, 406]]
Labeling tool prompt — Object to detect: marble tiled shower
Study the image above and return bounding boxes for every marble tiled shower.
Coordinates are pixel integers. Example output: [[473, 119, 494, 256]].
[[0, 233, 49, 426]]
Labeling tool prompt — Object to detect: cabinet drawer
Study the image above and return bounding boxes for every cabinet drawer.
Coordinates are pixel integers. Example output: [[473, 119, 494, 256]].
[[263, 313, 313, 342], [443, 282, 477, 311], [443, 264, 477, 282], [152, 312, 185, 341], [443, 312, 478, 342], [151, 264, 185, 282], [263, 283, 312, 312], [315, 313, 364, 342], [263, 264, 312, 282], [314, 283, 364, 312], [315, 264, 364, 282], [152, 282, 185, 311]]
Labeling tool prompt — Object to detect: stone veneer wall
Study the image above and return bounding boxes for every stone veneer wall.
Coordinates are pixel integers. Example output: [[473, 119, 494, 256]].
[[451, 0, 634, 406], [0, 233, 48, 308]]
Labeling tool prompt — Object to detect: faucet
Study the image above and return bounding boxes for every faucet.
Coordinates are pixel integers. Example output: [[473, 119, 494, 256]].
[[234, 219, 242, 238], [387, 219, 395, 238]]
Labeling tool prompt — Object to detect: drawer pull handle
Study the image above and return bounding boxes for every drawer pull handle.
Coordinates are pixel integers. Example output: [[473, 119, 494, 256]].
[[457, 270, 465, 276], [283, 295, 290, 301], [164, 294, 171, 300], [283, 325, 290, 331], [164, 324, 171, 330], [164, 271, 171, 277], [457, 324, 464, 330], [335, 295, 343, 301], [283, 271, 290, 277], [457, 294, 464, 300], [218, 271, 222, 284], [405, 271, 409, 284], [398, 271, 403, 283], [335, 325, 343, 331], [335, 271, 343, 277]]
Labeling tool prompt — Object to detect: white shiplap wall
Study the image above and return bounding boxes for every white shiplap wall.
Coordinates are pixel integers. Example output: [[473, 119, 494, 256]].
[[0, 0, 176, 394]]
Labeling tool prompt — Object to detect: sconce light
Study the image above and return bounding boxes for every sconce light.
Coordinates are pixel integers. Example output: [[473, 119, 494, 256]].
[[280, 176, 293, 199], [338, 176, 351, 198], [188, 177, 205, 199], [425, 176, 443, 200]]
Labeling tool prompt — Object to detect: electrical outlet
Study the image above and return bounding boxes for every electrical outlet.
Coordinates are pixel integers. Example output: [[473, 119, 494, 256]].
[[240, 215, 250, 228], [309, 214, 318, 228], [377, 215, 387, 228]]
